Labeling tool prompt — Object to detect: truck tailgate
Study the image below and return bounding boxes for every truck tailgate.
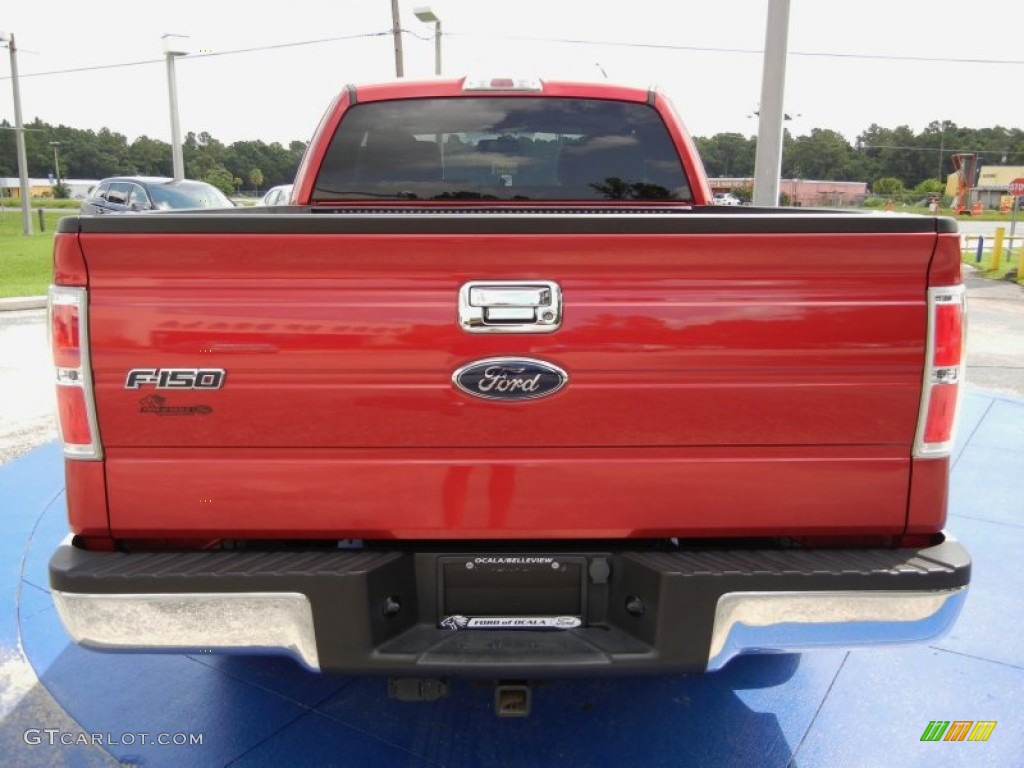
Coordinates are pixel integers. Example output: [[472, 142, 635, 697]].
[[76, 214, 938, 539]]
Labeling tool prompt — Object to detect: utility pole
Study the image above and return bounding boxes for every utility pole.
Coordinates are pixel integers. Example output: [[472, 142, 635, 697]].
[[162, 34, 189, 180], [50, 141, 61, 182], [1, 31, 32, 234], [391, 0, 405, 77], [937, 132, 944, 181], [752, 0, 791, 207]]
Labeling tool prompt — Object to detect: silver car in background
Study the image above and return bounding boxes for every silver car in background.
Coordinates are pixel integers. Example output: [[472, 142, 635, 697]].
[[258, 184, 294, 206]]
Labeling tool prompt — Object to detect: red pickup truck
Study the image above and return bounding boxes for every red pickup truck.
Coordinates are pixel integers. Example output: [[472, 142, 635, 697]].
[[48, 78, 969, 682]]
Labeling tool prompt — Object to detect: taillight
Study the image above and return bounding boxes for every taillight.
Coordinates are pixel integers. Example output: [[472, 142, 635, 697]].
[[51, 301, 81, 367], [48, 286, 102, 460], [914, 285, 966, 457]]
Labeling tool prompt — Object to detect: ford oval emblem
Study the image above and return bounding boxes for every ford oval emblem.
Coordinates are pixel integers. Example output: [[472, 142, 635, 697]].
[[453, 357, 568, 402]]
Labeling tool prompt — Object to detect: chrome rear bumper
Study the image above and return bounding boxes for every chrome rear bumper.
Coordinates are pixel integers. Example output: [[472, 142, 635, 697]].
[[707, 587, 966, 671], [52, 590, 321, 670], [49, 534, 970, 676]]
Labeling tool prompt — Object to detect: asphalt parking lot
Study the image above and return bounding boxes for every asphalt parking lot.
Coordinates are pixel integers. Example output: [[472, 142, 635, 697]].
[[0, 306, 55, 464], [1, 269, 1022, 766], [961, 268, 1024, 397]]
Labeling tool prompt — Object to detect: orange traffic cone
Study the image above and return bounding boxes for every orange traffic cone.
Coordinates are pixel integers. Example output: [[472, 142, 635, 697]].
[[972, 202, 984, 216]]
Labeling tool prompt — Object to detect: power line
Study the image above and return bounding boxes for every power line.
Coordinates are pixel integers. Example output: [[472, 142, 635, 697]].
[[3, 28, 1022, 82], [192, 29, 425, 60], [0, 29, 406, 81], [859, 144, 1023, 154], [0, 56, 163, 80], [445, 31, 1024, 66]]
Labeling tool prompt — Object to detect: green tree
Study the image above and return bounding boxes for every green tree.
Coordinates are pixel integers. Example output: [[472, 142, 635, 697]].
[[730, 186, 752, 203], [873, 177, 905, 196], [128, 136, 171, 176], [10, 115, 1016, 197], [785, 128, 863, 180], [249, 168, 264, 193], [912, 178, 945, 196], [185, 131, 227, 181], [695, 133, 757, 177], [203, 165, 236, 195]]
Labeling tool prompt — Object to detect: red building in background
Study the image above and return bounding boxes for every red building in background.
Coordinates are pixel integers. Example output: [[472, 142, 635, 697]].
[[710, 177, 868, 207]]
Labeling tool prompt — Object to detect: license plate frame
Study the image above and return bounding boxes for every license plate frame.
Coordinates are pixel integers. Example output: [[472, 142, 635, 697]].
[[438, 555, 587, 630]]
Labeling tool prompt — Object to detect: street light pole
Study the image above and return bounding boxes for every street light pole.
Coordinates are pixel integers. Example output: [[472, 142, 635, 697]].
[[1, 31, 33, 235], [162, 34, 189, 180], [414, 7, 442, 75]]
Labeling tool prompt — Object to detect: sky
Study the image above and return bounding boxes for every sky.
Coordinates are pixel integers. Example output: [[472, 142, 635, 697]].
[[1, 0, 1023, 147]]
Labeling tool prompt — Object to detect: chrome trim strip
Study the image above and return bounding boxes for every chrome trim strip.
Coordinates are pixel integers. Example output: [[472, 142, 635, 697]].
[[707, 587, 967, 671], [51, 590, 320, 671]]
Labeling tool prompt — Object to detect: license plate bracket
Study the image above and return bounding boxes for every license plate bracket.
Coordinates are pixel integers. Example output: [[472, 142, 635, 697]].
[[438, 555, 586, 629]]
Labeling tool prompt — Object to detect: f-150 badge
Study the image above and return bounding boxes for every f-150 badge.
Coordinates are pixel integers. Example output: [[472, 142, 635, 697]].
[[452, 358, 567, 401], [125, 368, 225, 389]]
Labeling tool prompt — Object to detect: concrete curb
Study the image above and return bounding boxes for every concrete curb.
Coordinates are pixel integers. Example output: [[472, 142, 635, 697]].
[[0, 297, 46, 311]]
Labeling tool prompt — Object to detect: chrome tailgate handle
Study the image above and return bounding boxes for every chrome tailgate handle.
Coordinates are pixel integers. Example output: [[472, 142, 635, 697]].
[[459, 280, 562, 333], [469, 286, 549, 308]]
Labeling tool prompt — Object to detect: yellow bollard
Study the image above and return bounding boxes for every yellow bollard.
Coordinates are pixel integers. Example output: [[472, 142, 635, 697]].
[[991, 227, 1004, 273]]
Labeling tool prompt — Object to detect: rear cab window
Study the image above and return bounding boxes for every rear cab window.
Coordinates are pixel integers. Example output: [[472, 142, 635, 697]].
[[313, 97, 691, 203]]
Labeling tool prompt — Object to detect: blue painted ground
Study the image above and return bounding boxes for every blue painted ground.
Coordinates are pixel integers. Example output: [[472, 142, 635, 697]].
[[2, 388, 1021, 767]]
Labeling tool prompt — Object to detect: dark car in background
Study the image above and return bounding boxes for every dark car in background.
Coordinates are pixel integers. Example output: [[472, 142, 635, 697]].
[[80, 177, 234, 214]]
